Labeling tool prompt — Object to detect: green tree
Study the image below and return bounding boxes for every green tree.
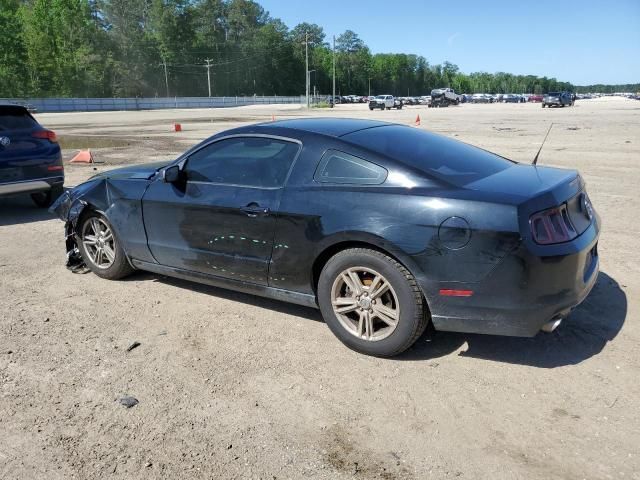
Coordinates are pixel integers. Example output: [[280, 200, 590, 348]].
[[0, 0, 28, 97]]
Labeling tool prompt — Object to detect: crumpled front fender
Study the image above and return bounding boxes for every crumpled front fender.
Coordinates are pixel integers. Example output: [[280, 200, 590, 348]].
[[50, 183, 99, 272], [49, 176, 152, 272]]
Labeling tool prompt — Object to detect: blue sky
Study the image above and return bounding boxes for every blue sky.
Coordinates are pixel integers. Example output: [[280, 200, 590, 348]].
[[259, 0, 640, 85]]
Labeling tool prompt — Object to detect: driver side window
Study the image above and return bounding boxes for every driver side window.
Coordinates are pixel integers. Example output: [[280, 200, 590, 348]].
[[185, 137, 299, 188]]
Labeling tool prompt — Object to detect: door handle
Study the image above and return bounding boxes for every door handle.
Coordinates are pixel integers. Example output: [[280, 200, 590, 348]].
[[241, 203, 270, 217]]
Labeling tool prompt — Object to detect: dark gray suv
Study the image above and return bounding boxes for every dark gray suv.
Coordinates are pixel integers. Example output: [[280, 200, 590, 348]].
[[542, 92, 572, 108], [0, 104, 64, 207]]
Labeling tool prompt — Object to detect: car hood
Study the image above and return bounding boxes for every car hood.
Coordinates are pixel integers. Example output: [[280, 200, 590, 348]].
[[90, 161, 170, 181]]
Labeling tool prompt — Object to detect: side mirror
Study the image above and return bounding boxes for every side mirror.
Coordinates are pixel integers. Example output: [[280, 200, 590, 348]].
[[163, 165, 181, 183]]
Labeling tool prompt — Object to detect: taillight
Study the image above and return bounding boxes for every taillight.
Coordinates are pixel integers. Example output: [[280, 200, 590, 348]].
[[530, 204, 577, 244], [32, 129, 58, 143]]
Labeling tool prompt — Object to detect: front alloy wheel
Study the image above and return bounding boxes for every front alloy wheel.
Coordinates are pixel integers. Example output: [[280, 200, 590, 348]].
[[82, 216, 116, 269], [77, 213, 134, 280]]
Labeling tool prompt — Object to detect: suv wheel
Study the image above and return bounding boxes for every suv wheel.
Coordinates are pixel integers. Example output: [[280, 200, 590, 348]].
[[318, 248, 428, 357], [31, 185, 63, 208]]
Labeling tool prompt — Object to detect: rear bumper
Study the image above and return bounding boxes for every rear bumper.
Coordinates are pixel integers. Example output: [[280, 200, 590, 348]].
[[429, 222, 600, 337], [0, 176, 64, 196]]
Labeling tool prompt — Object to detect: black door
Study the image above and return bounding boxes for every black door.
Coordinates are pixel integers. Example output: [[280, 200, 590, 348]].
[[142, 136, 300, 285]]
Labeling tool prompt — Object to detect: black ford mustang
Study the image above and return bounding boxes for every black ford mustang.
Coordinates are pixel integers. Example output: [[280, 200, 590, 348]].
[[51, 118, 600, 357]]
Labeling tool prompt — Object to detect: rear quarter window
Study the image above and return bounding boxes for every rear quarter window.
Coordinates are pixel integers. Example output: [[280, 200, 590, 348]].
[[343, 125, 513, 187], [0, 107, 37, 130], [314, 150, 387, 185]]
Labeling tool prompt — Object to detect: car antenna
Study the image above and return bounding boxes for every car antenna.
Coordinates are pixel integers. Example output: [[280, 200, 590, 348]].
[[533, 123, 554, 165]]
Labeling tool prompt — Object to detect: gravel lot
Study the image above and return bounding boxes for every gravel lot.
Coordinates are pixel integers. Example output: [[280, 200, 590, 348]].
[[1, 98, 638, 479]]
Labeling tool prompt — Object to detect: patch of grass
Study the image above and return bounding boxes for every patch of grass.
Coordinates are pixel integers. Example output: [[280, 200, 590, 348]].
[[312, 101, 332, 109]]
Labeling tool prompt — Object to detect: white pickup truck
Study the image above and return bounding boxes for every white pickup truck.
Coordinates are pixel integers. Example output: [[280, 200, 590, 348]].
[[429, 88, 462, 107], [368, 95, 403, 111]]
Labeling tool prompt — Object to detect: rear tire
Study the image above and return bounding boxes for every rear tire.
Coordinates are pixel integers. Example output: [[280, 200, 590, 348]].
[[76, 212, 134, 280], [31, 185, 63, 208], [318, 248, 428, 357]]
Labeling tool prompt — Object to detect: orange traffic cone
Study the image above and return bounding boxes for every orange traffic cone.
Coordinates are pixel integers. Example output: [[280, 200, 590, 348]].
[[173, 123, 182, 132], [69, 149, 94, 164], [415, 114, 421, 126]]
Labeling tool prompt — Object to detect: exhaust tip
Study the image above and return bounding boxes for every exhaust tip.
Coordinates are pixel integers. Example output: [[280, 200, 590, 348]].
[[541, 317, 563, 333]]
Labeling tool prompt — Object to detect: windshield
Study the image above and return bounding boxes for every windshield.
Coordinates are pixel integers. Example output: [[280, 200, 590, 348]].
[[344, 125, 514, 187], [548, 92, 560, 96]]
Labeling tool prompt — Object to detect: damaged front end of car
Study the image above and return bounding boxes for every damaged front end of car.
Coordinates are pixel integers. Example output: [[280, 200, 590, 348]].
[[49, 180, 103, 273], [49, 166, 157, 273]]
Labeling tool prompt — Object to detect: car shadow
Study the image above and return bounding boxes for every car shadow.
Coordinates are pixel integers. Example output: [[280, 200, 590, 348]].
[[123, 271, 324, 323], [122, 270, 625, 368], [0, 195, 56, 226], [399, 272, 627, 368]]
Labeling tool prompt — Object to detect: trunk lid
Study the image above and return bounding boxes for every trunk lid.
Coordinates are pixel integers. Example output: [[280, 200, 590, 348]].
[[468, 163, 594, 241], [466, 164, 580, 205]]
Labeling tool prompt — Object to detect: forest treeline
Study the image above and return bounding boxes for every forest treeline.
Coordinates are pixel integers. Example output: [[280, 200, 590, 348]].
[[1, 0, 637, 98]]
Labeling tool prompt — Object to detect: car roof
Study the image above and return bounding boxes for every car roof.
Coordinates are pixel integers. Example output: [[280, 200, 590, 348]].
[[256, 117, 392, 138]]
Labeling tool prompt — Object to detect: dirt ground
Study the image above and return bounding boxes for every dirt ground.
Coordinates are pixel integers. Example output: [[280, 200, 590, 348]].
[[1, 98, 638, 480]]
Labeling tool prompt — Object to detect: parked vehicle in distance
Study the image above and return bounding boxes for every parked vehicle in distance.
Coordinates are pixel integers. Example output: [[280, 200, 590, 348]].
[[543, 92, 573, 108], [399, 97, 418, 105], [528, 94, 544, 103], [471, 93, 493, 104], [51, 118, 600, 357], [418, 96, 431, 105], [0, 103, 64, 207], [369, 95, 402, 110], [429, 88, 462, 107], [10, 101, 38, 114]]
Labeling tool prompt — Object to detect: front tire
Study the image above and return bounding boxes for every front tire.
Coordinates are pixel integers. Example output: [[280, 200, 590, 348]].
[[318, 248, 428, 357], [76, 212, 134, 280]]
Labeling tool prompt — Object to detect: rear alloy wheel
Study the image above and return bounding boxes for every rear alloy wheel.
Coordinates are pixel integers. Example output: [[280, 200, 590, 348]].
[[31, 185, 63, 208], [77, 213, 134, 280], [318, 248, 428, 357]]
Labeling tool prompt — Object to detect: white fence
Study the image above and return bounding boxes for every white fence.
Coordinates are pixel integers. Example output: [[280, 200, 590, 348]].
[[2, 96, 305, 113]]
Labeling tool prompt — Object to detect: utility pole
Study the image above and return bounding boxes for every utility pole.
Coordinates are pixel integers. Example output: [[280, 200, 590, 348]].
[[305, 32, 309, 108], [161, 58, 170, 97], [205, 59, 213, 97], [332, 35, 336, 105]]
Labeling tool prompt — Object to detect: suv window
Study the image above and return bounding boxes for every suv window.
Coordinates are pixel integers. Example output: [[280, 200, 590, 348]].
[[185, 136, 299, 188], [314, 150, 387, 185], [0, 107, 37, 131]]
